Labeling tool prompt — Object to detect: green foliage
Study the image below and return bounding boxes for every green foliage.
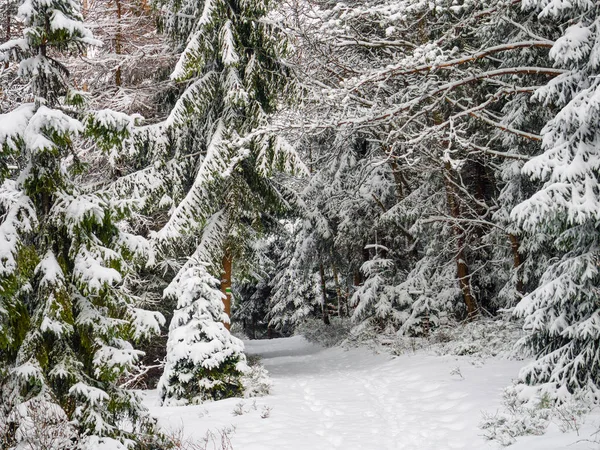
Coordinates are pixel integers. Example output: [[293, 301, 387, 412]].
[[168, 356, 244, 402], [85, 110, 141, 154], [152, 0, 303, 255], [65, 89, 88, 108], [0, 0, 164, 446]]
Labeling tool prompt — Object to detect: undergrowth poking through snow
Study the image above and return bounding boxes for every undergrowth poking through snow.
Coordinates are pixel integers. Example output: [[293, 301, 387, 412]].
[[341, 316, 525, 360], [165, 425, 236, 450], [481, 389, 595, 446], [296, 317, 352, 348], [431, 317, 524, 359], [241, 357, 272, 398]]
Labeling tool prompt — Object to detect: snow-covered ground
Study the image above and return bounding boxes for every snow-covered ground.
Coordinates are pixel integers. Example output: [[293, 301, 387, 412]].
[[143, 336, 600, 449]]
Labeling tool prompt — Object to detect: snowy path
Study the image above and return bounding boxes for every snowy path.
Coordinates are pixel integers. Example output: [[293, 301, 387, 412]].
[[242, 337, 518, 450], [144, 336, 597, 449]]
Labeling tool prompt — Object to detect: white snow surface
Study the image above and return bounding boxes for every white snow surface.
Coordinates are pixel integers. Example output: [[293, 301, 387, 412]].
[[144, 336, 600, 449]]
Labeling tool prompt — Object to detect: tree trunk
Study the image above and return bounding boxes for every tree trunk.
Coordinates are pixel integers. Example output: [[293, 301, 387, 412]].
[[319, 262, 331, 325], [509, 234, 524, 296], [351, 244, 370, 295], [353, 269, 362, 287], [443, 161, 478, 320], [115, 0, 122, 86], [221, 250, 233, 330], [4, 3, 10, 69], [332, 264, 345, 317], [389, 158, 412, 202]]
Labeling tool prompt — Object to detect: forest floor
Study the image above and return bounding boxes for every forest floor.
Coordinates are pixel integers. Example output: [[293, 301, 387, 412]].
[[143, 336, 600, 450]]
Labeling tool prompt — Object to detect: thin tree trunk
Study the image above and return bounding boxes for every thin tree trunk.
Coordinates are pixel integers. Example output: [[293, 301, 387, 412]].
[[332, 264, 345, 317], [362, 245, 370, 266], [353, 269, 362, 287], [351, 243, 370, 293], [115, 0, 122, 86], [5, 5, 9, 42], [4, 3, 10, 68], [443, 161, 478, 319], [346, 275, 354, 316], [319, 262, 331, 325], [81, 0, 88, 83], [221, 250, 233, 330], [389, 158, 412, 203], [509, 234, 524, 296]]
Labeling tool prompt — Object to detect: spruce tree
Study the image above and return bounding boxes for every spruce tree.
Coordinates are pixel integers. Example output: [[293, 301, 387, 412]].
[[157, 263, 246, 405], [154, 0, 304, 263], [151, 0, 304, 403], [154, 0, 304, 241], [268, 219, 324, 331], [511, 0, 600, 403], [0, 0, 164, 446]]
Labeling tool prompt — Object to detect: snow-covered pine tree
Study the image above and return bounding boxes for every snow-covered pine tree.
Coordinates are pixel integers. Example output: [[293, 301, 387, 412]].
[[0, 0, 164, 446], [154, 0, 304, 266], [511, 0, 600, 403], [266, 132, 381, 332], [232, 221, 285, 338], [0, 0, 26, 113], [158, 262, 246, 405], [268, 219, 325, 331], [150, 0, 305, 403], [350, 253, 405, 335], [384, 176, 462, 337]]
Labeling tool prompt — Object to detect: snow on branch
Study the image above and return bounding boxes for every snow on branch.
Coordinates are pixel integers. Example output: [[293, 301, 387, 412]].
[[0, 181, 37, 277], [351, 41, 556, 91], [153, 121, 231, 240]]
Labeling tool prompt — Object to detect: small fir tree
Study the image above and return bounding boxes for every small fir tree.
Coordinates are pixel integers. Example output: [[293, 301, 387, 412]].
[[158, 262, 247, 405], [268, 220, 324, 331]]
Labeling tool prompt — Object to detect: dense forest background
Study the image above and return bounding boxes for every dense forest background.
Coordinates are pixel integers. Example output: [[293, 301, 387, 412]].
[[1, 0, 599, 448]]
